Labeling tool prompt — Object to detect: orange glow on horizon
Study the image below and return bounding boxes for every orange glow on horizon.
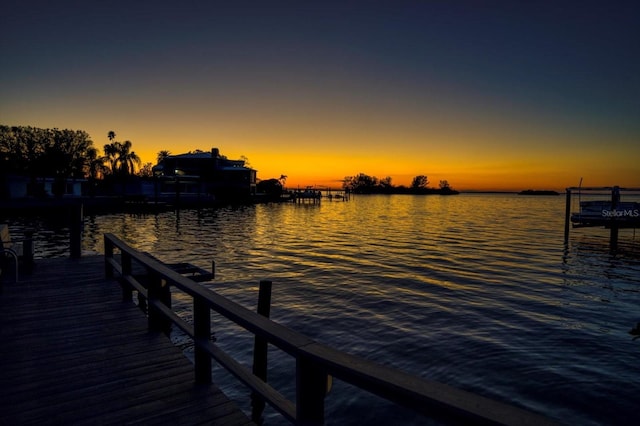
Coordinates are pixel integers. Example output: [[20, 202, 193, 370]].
[[132, 139, 638, 192], [4, 101, 638, 193]]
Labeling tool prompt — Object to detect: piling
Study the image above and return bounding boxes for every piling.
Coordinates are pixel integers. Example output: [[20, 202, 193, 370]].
[[564, 189, 571, 244], [610, 186, 620, 250], [252, 280, 273, 424]]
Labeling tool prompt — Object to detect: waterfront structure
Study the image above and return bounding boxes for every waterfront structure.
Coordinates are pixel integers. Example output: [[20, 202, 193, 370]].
[[152, 148, 257, 201], [564, 185, 640, 248]]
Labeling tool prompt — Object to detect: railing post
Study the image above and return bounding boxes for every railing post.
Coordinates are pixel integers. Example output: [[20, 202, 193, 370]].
[[564, 188, 571, 244], [120, 252, 133, 302], [104, 236, 114, 278], [252, 280, 272, 424], [194, 298, 212, 384], [148, 272, 171, 334], [296, 355, 327, 426]]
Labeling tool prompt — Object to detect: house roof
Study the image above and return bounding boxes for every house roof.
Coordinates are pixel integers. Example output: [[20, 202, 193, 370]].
[[155, 151, 256, 173], [170, 152, 214, 159]]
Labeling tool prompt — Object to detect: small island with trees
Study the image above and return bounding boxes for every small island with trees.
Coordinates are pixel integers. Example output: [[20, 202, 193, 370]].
[[341, 173, 459, 195]]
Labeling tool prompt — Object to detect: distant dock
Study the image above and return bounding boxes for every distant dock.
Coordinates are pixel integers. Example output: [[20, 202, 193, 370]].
[[286, 188, 350, 203], [564, 185, 640, 247]]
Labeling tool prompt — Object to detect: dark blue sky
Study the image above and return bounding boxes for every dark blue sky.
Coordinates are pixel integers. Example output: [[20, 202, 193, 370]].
[[2, 1, 638, 189]]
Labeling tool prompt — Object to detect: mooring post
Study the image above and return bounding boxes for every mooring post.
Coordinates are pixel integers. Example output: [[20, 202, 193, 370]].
[[252, 280, 273, 424], [564, 188, 571, 244], [610, 186, 620, 250]]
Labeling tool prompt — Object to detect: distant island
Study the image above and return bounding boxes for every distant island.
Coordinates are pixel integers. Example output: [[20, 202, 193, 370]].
[[518, 190, 559, 195], [342, 173, 459, 195]]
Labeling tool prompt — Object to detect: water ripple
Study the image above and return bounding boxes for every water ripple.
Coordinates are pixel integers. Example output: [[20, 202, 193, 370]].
[[4, 193, 639, 425]]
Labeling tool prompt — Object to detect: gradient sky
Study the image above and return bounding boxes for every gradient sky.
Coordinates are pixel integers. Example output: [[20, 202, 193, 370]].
[[2, 1, 639, 191]]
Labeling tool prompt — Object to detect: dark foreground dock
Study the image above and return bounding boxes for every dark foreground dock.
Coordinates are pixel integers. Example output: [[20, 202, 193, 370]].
[[0, 256, 253, 425], [2, 236, 558, 426]]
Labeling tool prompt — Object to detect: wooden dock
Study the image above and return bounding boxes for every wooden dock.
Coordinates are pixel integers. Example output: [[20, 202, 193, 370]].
[[0, 256, 253, 425], [2, 237, 558, 425]]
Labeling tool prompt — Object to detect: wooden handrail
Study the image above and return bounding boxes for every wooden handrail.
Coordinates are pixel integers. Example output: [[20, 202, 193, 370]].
[[104, 233, 557, 426]]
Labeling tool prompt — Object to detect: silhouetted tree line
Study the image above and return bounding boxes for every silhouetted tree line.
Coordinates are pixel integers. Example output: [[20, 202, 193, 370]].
[[256, 175, 288, 200], [0, 125, 144, 197], [342, 173, 458, 195]]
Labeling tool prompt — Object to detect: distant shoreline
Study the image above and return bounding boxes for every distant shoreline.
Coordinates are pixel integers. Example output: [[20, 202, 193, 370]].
[[517, 190, 560, 195]]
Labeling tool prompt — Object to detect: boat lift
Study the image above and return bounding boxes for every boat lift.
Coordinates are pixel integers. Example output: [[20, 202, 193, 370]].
[[564, 185, 640, 248]]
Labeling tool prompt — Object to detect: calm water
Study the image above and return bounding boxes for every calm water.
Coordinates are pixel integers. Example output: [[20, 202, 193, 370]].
[[5, 194, 640, 425]]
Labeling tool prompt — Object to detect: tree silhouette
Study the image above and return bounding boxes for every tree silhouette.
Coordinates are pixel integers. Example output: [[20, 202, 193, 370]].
[[343, 173, 379, 193], [379, 176, 393, 193], [257, 178, 283, 199], [157, 150, 171, 164], [103, 133, 141, 176], [411, 175, 429, 190], [1, 125, 97, 196], [137, 162, 154, 177], [115, 140, 141, 175], [103, 141, 119, 174], [85, 147, 106, 180]]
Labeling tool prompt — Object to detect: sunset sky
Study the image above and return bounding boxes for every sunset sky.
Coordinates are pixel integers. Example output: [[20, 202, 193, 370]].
[[2, 1, 638, 191]]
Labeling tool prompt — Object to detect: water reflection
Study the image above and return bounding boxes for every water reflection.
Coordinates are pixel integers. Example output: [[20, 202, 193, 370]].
[[2, 194, 640, 425]]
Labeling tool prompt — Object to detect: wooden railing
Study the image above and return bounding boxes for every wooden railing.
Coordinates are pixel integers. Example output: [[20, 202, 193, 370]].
[[104, 233, 556, 426]]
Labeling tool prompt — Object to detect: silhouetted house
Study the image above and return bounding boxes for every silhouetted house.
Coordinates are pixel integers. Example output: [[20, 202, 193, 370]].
[[152, 148, 256, 201]]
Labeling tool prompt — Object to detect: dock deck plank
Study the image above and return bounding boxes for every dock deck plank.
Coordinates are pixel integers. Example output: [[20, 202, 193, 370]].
[[0, 256, 254, 426]]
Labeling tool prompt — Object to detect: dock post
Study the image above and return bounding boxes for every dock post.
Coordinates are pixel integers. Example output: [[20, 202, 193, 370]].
[[610, 226, 619, 249], [70, 202, 83, 258], [121, 252, 133, 302], [564, 189, 571, 244], [296, 356, 327, 426], [194, 298, 212, 384], [610, 186, 620, 250], [251, 280, 272, 424], [104, 237, 114, 278], [148, 272, 171, 334]]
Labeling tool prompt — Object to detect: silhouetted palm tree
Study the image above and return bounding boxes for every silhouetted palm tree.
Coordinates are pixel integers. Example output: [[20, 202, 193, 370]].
[[116, 140, 141, 175], [157, 150, 171, 164], [85, 147, 105, 180], [103, 142, 119, 174]]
